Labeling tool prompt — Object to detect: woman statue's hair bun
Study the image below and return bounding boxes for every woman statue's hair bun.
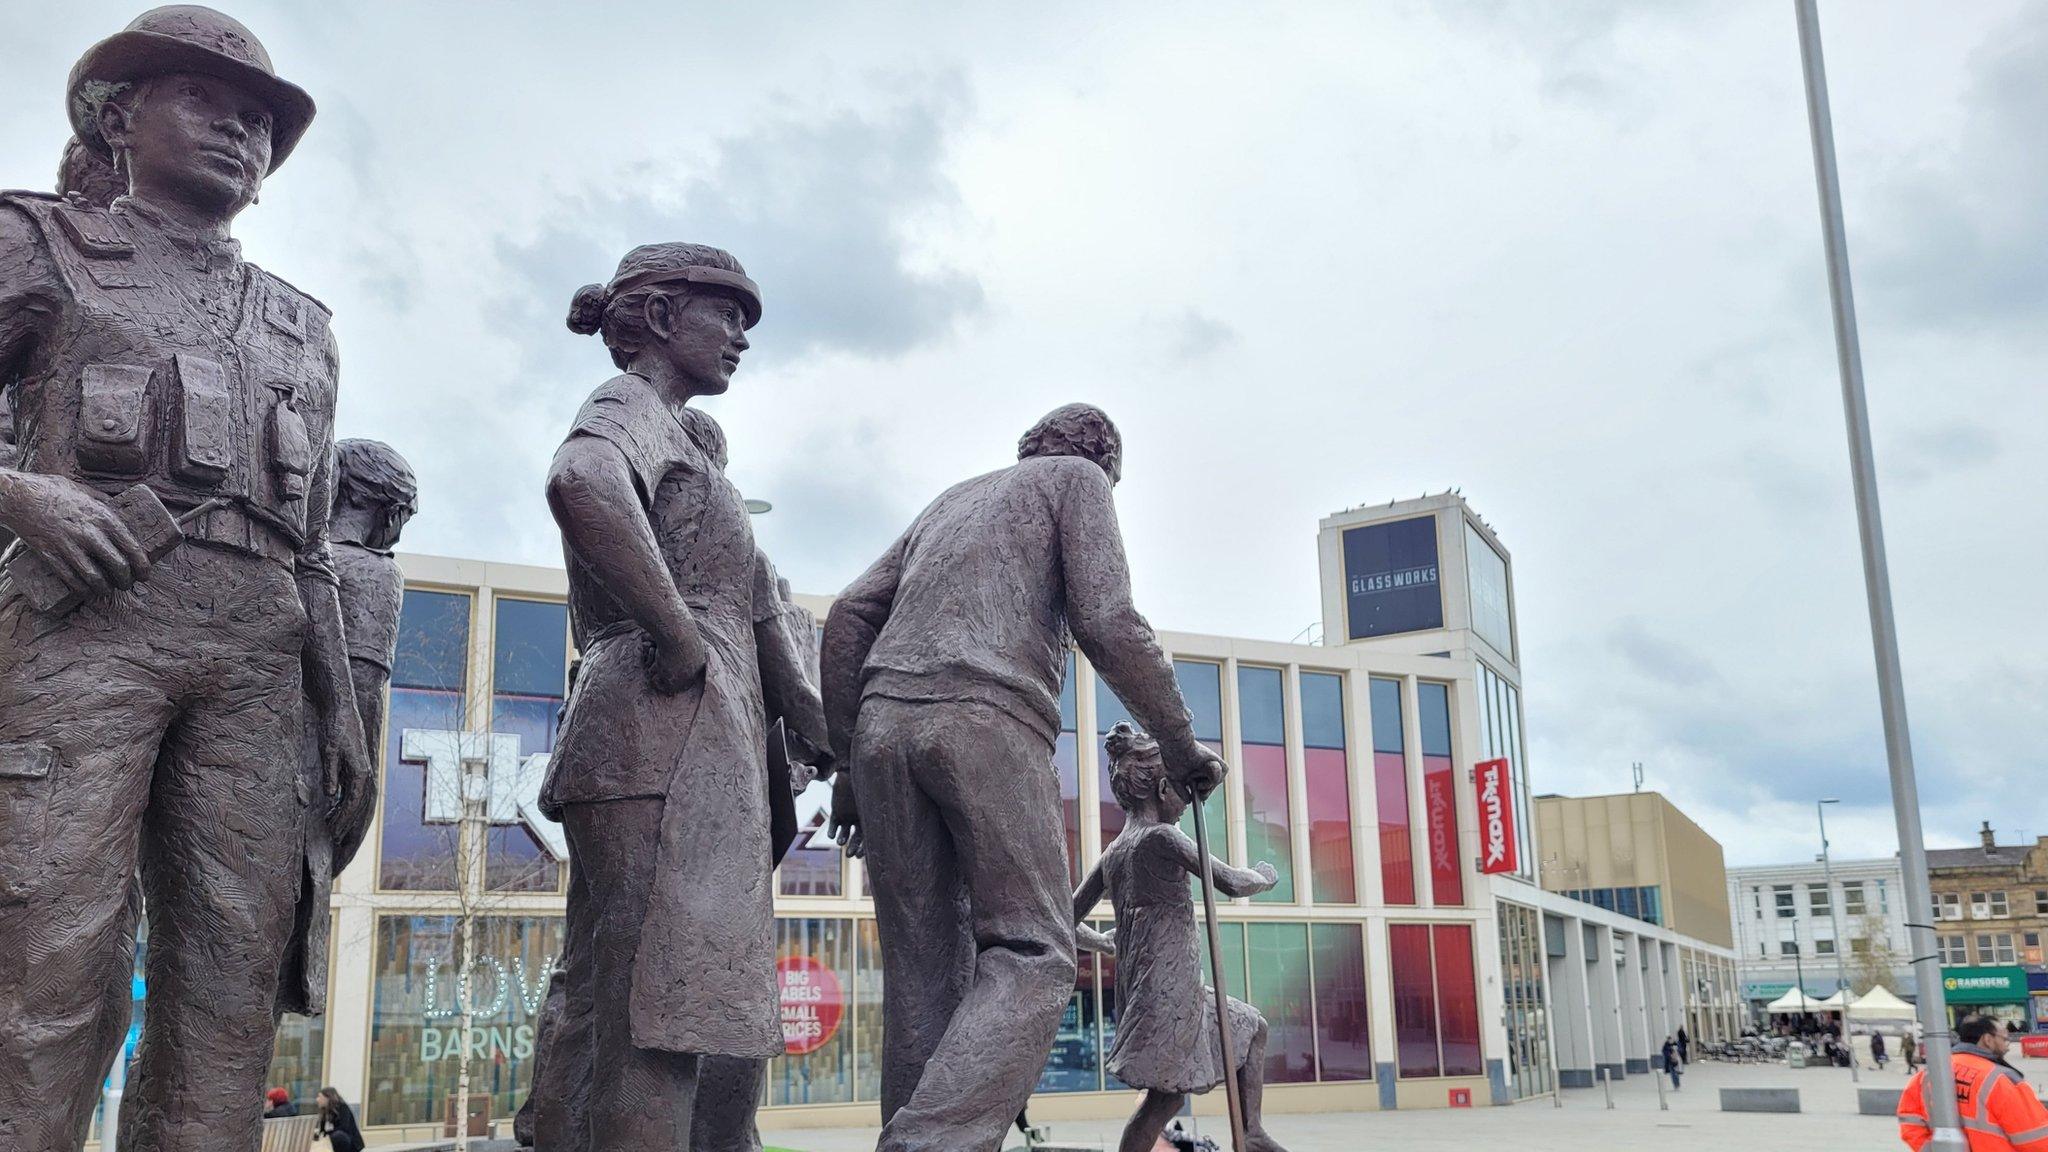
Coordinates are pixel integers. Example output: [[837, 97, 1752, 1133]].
[[566, 284, 607, 335]]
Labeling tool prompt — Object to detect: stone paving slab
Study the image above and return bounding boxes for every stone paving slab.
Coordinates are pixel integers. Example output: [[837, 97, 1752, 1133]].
[[752, 1056, 1966, 1152]]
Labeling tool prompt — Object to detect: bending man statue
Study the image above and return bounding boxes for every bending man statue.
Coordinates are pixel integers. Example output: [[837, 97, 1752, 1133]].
[[0, 8, 370, 1150], [821, 402, 1225, 1152]]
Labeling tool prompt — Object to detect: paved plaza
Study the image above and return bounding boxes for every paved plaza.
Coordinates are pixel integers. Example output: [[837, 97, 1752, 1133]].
[[756, 1054, 1999, 1152]]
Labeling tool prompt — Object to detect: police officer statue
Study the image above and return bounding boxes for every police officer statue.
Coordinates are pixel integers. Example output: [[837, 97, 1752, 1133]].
[[0, 8, 371, 1151]]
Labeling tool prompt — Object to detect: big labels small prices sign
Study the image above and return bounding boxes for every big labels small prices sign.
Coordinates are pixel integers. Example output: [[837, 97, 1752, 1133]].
[[1473, 758, 1518, 875], [778, 955, 845, 1056]]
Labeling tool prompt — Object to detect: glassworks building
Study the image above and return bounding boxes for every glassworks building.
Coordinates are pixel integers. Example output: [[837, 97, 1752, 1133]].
[[93, 494, 1741, 1143]]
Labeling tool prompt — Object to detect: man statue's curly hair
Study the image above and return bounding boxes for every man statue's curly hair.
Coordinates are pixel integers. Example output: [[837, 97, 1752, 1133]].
[[1017, 403, 1121, 481]]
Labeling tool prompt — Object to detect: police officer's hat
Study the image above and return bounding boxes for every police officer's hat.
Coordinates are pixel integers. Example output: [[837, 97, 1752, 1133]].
[[68, 5, 316, 173]]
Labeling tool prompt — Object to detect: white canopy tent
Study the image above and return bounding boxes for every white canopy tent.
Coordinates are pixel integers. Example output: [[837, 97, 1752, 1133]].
[[1849, 985, 1916, 1021], [1764, 988, 1832, 1014], [1814, 990, 1850, 1011]]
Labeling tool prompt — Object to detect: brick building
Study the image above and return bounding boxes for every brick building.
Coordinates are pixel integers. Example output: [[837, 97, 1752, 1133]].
[[1925, 821, 2048, 1029]]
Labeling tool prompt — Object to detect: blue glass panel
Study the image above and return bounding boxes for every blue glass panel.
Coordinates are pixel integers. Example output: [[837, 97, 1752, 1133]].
[[1301, 672, 1346, 750], [392, 591, 469, 691], [493, 599, 568, 698], [1173, 660, 1224, 743], [1417, 682, 1452, 758], [1369, 678, 1404, 754], [1238, 665, 1285, 747]]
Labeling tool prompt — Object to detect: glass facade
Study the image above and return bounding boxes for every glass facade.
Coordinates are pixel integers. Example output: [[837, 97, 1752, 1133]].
[[1301, 672, 1357, 905], [379, 590, 471, 891], [1497, 902, 1554, 1099], [1560, 886, 1664, 927], [1370, 678, 1416, 905], [1474, 662, 1533, 882], [779, 775, 844, 896], [1238, 666, 1294, 903], [1310, 923, 1372, 1080], [366, 913, 564, 1127], [1389, 923, 1483, 1078], [1418, 681, 1462, 907], [1055, 651, 1081, 887], [1173, 660, 1228, 868], [1464, 521, 1514, 660], [488, 598, 566, 893], [337, 563, 1707, 1132]]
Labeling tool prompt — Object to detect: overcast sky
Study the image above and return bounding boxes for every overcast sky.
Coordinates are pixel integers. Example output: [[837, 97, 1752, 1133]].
[[4, 1, 2041, 867]]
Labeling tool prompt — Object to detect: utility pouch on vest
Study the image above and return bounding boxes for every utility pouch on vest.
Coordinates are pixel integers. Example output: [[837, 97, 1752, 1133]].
[[169, 354, 233, 487], [267, 386, 311, 504], [76, 364, 151, 477]]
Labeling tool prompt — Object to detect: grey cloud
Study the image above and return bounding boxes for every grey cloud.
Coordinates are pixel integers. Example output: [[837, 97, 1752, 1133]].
[[490, 76, 983, 404], [1609, 618, 1715, 689], [1163, 309, 1237, 363], [1884, 421, 1999, 486], [1861, 8, 2048, 330]]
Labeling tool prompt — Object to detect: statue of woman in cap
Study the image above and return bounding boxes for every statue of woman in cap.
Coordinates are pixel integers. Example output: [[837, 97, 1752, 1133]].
[[540, 242, 819, 1148], [0, 8, 366, 1151]]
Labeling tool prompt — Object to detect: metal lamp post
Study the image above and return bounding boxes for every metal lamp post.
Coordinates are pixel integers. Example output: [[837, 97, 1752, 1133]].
[[1819, 798, 1857, 1081], [1793, 2, 1960, 1146]]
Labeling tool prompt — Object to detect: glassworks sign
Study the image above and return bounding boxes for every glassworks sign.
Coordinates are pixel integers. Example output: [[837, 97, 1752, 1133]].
[[1343, 515, 1443, 640]]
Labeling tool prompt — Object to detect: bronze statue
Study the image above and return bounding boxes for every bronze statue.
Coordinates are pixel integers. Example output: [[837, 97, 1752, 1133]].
[[0, 7, 369, 1151], [1082, 723, 1289, 1152], [820, 403, 1226, 1152], [539, 242, 827, 1149], [278, 438, 414, 1018]]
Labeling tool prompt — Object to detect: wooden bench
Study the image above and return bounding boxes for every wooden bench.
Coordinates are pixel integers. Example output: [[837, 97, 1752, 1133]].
[[259, 1114, 319, 1152]]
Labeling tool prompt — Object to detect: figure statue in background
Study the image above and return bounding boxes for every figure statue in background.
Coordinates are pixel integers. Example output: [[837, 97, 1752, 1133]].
[[540, 242, 826, 1149], [819, 402, 1226, 1152], [0, 8, 370, 1151], [278, 438, 416, 1018], [1081, 722, 1289, 1152]]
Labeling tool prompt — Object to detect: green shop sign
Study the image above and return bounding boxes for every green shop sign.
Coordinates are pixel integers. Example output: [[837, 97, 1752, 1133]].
[[1941, 966, 2029, 1004]]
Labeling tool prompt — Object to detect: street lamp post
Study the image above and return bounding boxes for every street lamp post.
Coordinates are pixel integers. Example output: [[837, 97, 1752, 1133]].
[[1819, 798, 1858, 1082], [1793, 3, 1960, 1147]]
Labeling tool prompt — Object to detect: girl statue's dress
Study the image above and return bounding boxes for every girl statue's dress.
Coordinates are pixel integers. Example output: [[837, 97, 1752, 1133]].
[[1100, 822, 1261, 1094]]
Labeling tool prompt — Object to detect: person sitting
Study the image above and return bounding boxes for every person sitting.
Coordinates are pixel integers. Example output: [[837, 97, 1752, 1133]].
[[261, 1088, 296, 1119]]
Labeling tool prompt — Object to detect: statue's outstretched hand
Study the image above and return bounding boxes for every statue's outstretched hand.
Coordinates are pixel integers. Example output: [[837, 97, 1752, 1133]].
[[828, 774, 864, 858]]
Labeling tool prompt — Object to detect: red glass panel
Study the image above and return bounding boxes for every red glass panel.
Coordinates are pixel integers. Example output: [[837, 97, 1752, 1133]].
[[1305, 748, 1356, 904], [1433, 924, 1482, 1077], [1376, 751, 1415, 905], [1390, 924, 1439, 1077], [1424, 752, 1462, 905], [1311, 923, 1371, 1080]]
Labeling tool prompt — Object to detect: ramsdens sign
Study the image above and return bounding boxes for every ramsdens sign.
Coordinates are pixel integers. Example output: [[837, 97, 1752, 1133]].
[[1941, 966, 2028, 1004], [1473, 758, 1518, 875]]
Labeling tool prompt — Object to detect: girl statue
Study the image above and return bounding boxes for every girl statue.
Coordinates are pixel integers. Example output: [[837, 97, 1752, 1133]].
[[1075, 721, 1292, 1152]]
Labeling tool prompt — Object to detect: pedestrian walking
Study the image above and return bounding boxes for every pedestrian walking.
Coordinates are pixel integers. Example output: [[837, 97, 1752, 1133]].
[[1662, 1036, 1683, 1091], [1677, 1025, 1691, 1065], [1871, 1030, 1888, 1071]]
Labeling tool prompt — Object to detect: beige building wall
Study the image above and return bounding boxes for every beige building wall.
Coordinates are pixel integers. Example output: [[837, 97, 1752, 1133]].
[[1536, 793, 1733, 948]]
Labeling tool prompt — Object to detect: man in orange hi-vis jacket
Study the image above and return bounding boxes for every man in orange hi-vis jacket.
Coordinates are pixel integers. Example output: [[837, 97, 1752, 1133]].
[[1900, 1015, 2048, 1151]]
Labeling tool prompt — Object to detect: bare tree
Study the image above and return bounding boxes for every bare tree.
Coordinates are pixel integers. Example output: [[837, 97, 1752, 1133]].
[[1849, 913, 1904, 995]]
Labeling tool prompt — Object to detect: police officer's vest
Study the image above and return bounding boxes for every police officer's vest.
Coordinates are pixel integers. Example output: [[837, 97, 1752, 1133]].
[[1, 191, 333, 565]]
